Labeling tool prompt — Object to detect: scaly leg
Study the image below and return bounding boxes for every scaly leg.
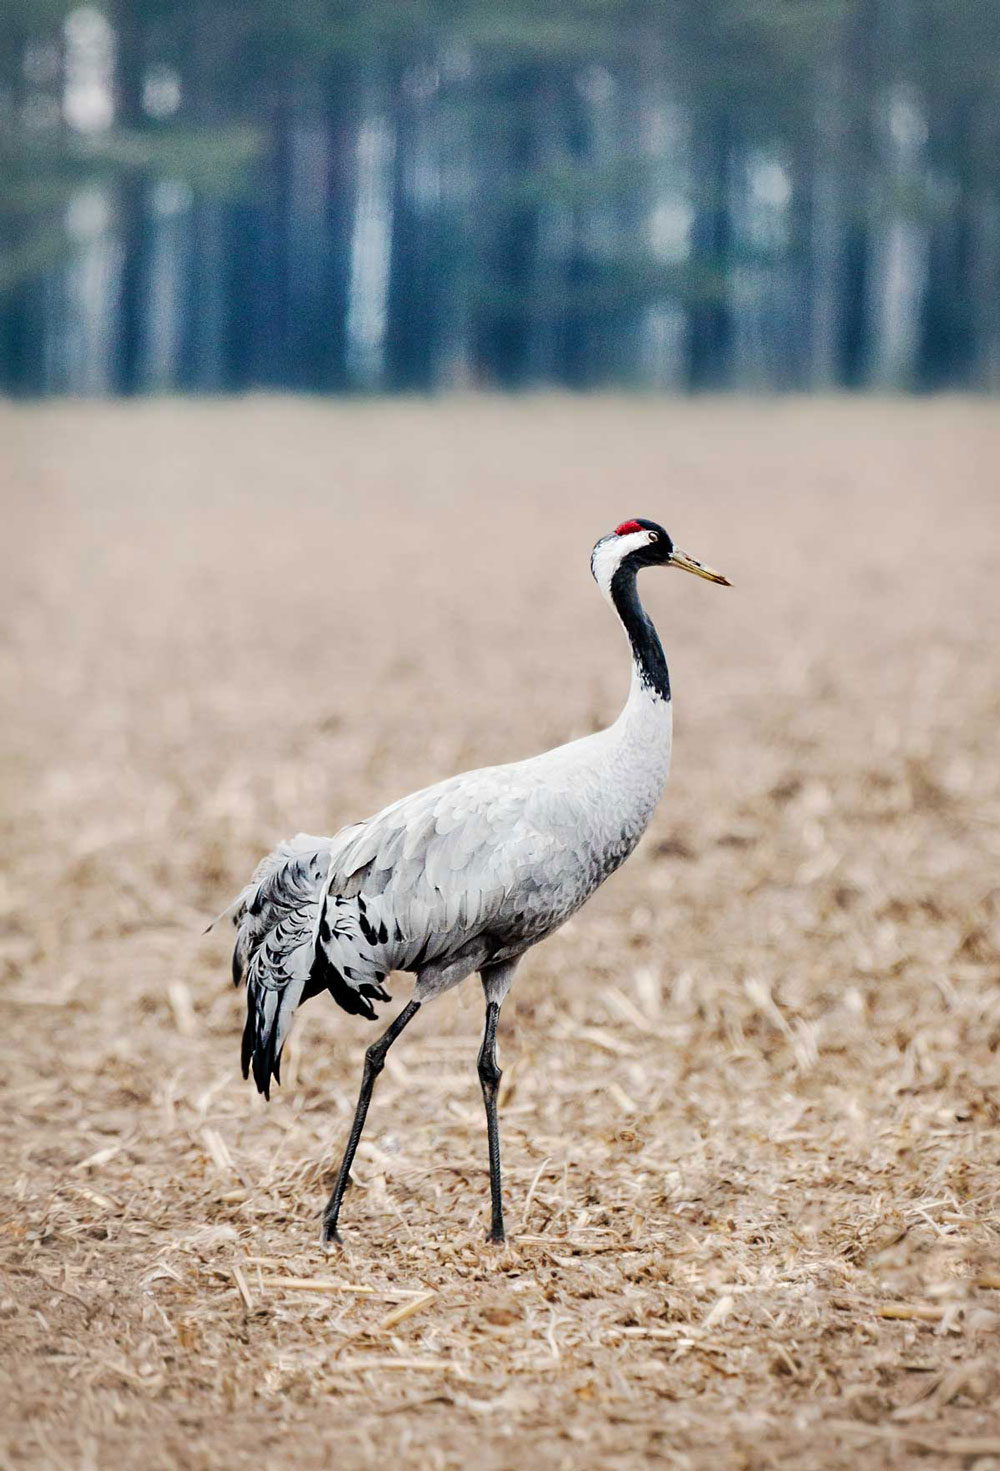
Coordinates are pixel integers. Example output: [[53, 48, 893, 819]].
[[477, 998, 505, 1244], [321, 999, 421, 1244]]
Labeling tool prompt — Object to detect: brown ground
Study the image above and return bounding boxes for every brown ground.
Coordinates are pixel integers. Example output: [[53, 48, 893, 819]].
[[2, 397, 999, 1470]]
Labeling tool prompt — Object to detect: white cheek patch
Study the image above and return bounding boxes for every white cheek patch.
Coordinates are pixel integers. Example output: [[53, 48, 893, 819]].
[[590, 530, 654, 600]]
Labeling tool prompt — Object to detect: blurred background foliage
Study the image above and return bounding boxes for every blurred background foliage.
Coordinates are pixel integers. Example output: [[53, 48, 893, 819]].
[[1, 0, 999, 394]]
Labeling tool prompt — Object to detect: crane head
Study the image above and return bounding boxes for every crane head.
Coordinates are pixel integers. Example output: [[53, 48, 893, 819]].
[[591, 518, 731, 598]]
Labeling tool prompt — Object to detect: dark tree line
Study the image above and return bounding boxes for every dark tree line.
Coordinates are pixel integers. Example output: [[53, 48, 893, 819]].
[[2, 0, 999, 395]]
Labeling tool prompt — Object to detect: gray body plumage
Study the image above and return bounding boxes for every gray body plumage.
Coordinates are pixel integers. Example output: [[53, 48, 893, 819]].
[[231, 664, 672, 1097]]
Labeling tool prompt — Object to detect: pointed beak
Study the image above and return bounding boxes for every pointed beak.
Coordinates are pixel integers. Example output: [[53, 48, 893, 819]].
[[669, 547, 732, 586]]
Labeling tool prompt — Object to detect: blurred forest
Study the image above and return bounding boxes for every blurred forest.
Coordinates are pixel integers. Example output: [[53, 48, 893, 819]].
[[2, 0, 999, 395]]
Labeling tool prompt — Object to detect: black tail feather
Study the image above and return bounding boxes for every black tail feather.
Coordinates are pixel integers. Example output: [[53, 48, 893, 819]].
[[241, 1008, 254, 1081], [242, 981, 281, 1102], [252, 1019, 276, 1100]]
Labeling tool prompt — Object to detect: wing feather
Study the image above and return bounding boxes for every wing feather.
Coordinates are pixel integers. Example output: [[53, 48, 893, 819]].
[[228, 758, 599, 1100], [231, 836, 331, 1098]]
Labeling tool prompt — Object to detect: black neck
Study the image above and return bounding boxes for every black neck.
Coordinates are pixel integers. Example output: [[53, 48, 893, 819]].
[[610, 564, 670, 702]]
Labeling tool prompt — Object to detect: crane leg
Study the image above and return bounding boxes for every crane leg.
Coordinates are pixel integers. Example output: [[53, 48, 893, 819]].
[[321, 998, 421, 1245], [477, 999, 505, 1244]]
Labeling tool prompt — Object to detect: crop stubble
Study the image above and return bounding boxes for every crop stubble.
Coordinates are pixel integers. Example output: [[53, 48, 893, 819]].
[[1, 397, 999, 1469]]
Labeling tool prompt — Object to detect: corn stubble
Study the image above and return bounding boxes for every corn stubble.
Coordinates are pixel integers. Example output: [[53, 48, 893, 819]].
[[1, 397, 999, 1471]]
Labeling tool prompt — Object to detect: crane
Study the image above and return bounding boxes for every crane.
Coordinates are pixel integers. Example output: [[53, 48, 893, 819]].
[[220, 518, 730, 1245]]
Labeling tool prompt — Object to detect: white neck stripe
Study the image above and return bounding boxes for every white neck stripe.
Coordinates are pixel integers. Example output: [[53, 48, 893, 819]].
[[590, 529, 654, 602]]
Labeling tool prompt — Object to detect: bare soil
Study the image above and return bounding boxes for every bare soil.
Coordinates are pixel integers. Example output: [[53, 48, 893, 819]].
[[2, 396, 999, 1470]]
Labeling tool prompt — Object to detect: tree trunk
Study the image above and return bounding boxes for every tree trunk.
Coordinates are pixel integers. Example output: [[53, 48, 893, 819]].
[[385, 61, 436, 391], [111, 0, 148, 395], [970, 190, 1000, 390], [344, 69, 395, 390], [808, 45, 848, 389], [687, 109, 734, 389]]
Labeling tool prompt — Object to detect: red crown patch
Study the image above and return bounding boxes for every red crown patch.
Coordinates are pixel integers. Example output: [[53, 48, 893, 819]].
[[614, 520, 643, 536]]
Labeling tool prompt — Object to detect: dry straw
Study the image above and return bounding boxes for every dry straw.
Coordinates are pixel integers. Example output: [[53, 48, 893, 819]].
[[2, 398, 999, 1470]]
